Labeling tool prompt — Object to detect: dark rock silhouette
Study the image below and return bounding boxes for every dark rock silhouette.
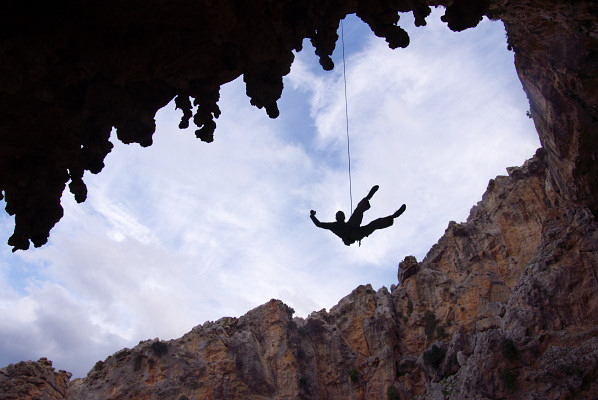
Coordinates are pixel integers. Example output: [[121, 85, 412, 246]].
[[0, 0, 596, 251], [310, 185, 406, 245]]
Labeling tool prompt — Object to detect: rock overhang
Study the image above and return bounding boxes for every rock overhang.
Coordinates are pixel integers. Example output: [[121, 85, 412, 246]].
[[0, 0, 596, 251]]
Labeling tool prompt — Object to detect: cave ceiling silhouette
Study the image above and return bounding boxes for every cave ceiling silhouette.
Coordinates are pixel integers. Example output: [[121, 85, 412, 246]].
[[0, 0, 596, 251]]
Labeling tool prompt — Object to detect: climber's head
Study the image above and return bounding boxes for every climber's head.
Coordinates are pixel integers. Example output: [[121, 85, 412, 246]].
[[335, 211, 345, 222]]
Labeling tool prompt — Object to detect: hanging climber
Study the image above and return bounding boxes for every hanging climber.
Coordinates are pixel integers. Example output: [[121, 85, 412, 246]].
[[310, 185, 406, 246]]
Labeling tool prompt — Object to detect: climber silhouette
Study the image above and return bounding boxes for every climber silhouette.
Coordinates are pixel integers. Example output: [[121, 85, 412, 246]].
[[310, 185, 406, 246]]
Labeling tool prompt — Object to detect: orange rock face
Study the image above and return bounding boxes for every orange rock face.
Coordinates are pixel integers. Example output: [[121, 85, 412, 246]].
[[0, 358, 71, 400], [66, 291, 401, 400], [392, 149, 598, 399]]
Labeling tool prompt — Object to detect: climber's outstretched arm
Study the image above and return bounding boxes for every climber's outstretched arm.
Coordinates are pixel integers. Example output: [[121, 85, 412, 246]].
[[310, 210, 333, 230]]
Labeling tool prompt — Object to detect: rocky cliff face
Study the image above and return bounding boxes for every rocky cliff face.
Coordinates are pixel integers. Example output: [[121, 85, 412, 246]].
[[496, 0, 598, 220], [65, 290, 400, 400], [0, 358, 71, 400], [393, 148, 598, 399], [3, 149, 596, 399]]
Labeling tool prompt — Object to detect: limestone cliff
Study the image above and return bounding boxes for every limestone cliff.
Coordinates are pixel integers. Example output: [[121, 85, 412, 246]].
[[393, 148, 598, 399], [0, 358, 71, 400], [3, 148, 596, 399], [65, 291, 399, 400]]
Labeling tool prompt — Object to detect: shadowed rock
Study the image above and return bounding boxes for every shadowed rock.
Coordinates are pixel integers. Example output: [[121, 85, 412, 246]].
[[1, 0, 596, 251]]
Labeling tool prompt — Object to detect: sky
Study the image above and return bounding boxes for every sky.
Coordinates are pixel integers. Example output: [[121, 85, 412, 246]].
[[0, 8, 540, 378]]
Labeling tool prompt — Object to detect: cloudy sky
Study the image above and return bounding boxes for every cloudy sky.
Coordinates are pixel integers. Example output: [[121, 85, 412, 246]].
[[0, 8, 540, 378]]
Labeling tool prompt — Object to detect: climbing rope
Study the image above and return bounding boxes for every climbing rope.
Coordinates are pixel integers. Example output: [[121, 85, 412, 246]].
[[341, 20, 353, 214]]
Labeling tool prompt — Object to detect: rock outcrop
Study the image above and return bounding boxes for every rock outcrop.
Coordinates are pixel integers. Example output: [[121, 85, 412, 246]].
[[0, 358, 71, 400], [3, 148, 596, 399], [497, 0, 598, 223], [66, 291, 399, 400], [392, 148, 598, 399]]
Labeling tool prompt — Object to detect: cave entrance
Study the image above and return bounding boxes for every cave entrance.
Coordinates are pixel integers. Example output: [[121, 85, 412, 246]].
[[0, 6, 542, 378]]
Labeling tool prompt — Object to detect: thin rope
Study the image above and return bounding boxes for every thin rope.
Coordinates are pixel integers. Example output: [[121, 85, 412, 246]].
[[341, 20, 353, 214]]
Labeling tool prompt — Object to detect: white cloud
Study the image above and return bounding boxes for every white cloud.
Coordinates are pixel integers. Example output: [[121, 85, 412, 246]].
[[293, 10, 538, 263], [0, 8, 539, 377]]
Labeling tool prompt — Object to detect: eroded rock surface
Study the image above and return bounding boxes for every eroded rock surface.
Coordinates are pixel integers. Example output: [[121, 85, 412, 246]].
[[0, 358, 71, 400], [497, 0, 598, 221], [1, 0, 596, 251], [392, 148, 598, 399], [0, 0, 433, 251], [66, 291, 399, 400]]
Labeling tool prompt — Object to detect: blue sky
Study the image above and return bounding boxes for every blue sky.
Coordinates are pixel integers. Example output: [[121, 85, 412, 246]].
[[0, 8, 539, 377]]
